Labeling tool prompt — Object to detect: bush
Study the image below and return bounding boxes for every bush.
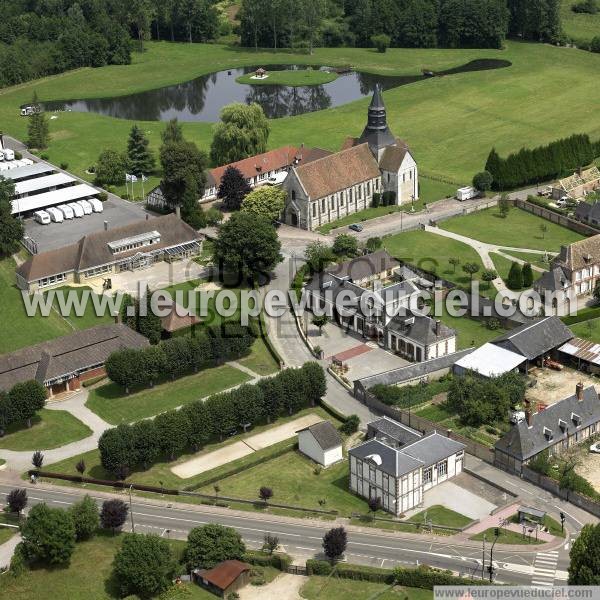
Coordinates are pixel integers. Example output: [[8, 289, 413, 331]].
[[371, 192, 381, 208], [371, 33, 391, 53], [591, 36, 600, 53], [472, 170, 493, 192], [243, 551, 292, 571], [60, 162, 69, 170], [340, 414, 359, 434], [392, 565, 488, 588], [382, 191, 396, 206], [306, 559, 333, 576], [572, 0, 598, 13], [14, 151, 22, 160]]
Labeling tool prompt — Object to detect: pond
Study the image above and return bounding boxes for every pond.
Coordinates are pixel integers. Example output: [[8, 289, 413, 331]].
[[42, 59, 511, 122]]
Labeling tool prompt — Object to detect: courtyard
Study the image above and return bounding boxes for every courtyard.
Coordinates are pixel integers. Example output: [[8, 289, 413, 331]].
[[525, 366, 598, 409]]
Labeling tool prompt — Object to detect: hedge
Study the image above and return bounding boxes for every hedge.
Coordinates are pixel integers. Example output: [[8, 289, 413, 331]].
[[243, 551, 292, 571]]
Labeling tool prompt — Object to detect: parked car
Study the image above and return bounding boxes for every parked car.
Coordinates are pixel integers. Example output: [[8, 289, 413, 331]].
[[57, 204, 74, 219], [349, 223, 363, 232], [456, 186, 477, 201], [590, 442, 600, 454], [33, 210, 51, 225]]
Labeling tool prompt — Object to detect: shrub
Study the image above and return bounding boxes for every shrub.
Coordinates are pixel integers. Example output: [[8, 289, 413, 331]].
[[340, 414, 360, 434], [472, 170, 493, 192], [591, 36, 600, 53], [371, 192, 381, 208], [572, 0, 598, 13], [60, 162, 69, 170], [306, 559, 333, 575], [14, 151, 23, 160], [371, 33, 391, 53]]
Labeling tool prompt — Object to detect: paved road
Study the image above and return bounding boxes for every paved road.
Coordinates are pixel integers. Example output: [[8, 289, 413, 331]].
[[0, 482, 564, 585]]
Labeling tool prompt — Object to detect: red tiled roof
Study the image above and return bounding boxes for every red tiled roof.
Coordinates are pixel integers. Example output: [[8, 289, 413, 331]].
[[198, 560, 250, 590]]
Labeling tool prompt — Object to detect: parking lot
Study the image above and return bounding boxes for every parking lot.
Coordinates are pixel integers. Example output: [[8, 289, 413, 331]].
[[23, 196, 151, 253]]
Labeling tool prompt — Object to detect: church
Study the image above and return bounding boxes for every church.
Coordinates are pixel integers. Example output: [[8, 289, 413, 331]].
[[283, 85, 419, 231]]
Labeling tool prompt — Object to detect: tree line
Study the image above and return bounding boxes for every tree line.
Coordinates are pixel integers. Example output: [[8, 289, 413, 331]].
[[105, 323, 256, 393], [239, 0, 563, 51], [485, 134, 600, 190], [0, 380, 46, 435], [98, 362, 326, 477]]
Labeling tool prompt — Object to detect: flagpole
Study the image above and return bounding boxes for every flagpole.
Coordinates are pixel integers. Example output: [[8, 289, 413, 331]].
[[141, 175, 145, 200], [125, 175, 129, 201]]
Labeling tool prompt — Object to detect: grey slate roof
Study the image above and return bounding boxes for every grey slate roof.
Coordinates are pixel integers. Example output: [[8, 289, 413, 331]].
[[297, 420, 342, 451], [325, 250, 400, 282], [534, 267, 569, 294], [356, 349, 474, 389], [349, 438, 424, 477], [367, 416, 422, 447], [0, 323, 149, 390], [402, 432, 465, 467], [491, 317, 573, 360], [495, 385, 600, 461], [387, 314, 456, 345], [575, 201, 600, 224], [358, 85, 397, 156]]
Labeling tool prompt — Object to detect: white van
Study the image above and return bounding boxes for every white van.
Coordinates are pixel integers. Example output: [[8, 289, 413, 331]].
[[88, 198, 104, 213], [58, 204, 74, 219], [3, 149, 15, 161], [47, 207, 64, 223], [77, 199, 93, 215], [68, 202, 84, 218], [34, 210, 51, 225]]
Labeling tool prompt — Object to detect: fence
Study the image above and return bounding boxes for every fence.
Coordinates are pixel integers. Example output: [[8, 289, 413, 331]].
[[21, 235, 38, 255], [514, 199, 599, 237], [361, 393, 495, 464], [521, 465, 600, 518]]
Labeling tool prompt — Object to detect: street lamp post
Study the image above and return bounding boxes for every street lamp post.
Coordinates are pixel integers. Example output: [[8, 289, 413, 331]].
[[129, 484, 135, 533], [488, 528, 499, 583], [481, 533, 486, 580]]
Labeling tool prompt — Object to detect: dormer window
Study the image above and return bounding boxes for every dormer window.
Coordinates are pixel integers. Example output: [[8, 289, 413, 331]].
[[107, 231, 160, 254], [543, 426, 553, 441], [571, 412, 582, 425], [558, 419, 567, 431]]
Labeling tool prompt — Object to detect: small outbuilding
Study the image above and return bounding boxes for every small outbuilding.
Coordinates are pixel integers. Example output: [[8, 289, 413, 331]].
[[193, 560, 251, 598], [454, 343, 526, 378], [297, 420, 343, 467]]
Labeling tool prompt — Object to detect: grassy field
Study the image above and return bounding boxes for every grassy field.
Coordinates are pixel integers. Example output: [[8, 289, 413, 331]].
[[45, 407, 339, 494], [561, 0, 600, 42], [469, 527, 545, 545], [571, 317, 600, 342], [439, 206, 584, 251], [1, 41, 600, 193], [490, 252, 541, 289], [301, 577, 433, 600], [85, 364, 251, 424], [0, 532, 215, 600], [501, 250, 553, 270], [236, 69, 338, 86], [49, 286, 114, 331], [0, 409, 92, 451]]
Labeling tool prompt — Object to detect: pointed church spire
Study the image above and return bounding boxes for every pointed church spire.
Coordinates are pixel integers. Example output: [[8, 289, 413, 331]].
[[359, 85, 396, 158]]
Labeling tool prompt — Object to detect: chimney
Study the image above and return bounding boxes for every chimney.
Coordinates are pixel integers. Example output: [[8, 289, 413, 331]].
[[104, 220, 108, 231], [576, 382, 584, 401], [525, 409, 532, 427], [435, 319, 441, 336]]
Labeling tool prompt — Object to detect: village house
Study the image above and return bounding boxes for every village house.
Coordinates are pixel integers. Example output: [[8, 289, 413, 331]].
[[551, 166, 600, 201], [494, 383, 600, 474], [297, 420, 343, 467], [349, 416, 465, 515], [16, 214, 202, 292], [304, 250, 456, 362], [283, 86, 419, 230], [0, 323, 149, 396]]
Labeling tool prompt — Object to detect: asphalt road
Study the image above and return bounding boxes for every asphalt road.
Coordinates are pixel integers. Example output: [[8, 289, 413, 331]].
[[0, 482, 566, 585]]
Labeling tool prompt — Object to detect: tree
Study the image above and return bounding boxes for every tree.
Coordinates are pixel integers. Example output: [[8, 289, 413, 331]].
[[210, 103, 270, 165], [180, 175, 207, 229], [184, 524, 246, 570], [301, 362, 327, 406], [472, 170, 493, 192], [27, 93, 50, 149], [113, 533, 177, 598], [161, 118, 184, 144], [32, 450, 44, 469], [522, 263, 534, 287], [332, 234, 359, 258], [569, 523, 600, 584], [0, 176, 24, 257], [127, 124, 155, 176], [130, 0, 156, 52], [21, 503, 76, 565], [301, 0, 326, 54], [8, 380, 46, 428], [95, 149, 127, 186], [100, 499, 129, 534], [593, 280, 600, 304], [213, 212, 282, 281], [481, 269, 498, 289], [368, 496, 382, 514], [6, 488, 27, 515], [365, 237, 382, 253], [448, 257, 460, 273], [461, 262, 480, 281], [69, 495, 99, 541], [218, 166, 252, 211], [262, 533, 279, 554], [322, 526, 347, 562], [499, 194, 511, 218], [540, 223, 548, 239], [259, 486, 273, 503], [305, 241, 334, 272], [160, 140, 208, 207], [76, 459, 86, 476], [591, 35, 600, 53], [241, 186, 286, 222], [154, 410, 189, 461], [311, 314, 329, 335], [507, 262, 523, 290], [371, 33, 391, 52], [106, 348, 146, 393]]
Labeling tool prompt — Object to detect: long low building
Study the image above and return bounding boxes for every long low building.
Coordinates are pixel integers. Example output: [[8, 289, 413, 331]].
[[0, 323, 149, 395], [16, 213, 202, 292], [11, 182, 99, 215], [13, 172, 76, 199], [0, 162, 55, 182]]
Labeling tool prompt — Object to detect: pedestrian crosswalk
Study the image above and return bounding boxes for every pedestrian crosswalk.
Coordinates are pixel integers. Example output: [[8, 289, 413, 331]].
[[531, 551, 559, 587]]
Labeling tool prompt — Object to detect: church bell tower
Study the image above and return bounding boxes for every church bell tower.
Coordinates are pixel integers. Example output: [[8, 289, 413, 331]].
[[358, 84, 397, 160]]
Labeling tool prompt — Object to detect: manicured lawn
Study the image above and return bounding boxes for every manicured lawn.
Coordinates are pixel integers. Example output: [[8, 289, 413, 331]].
[[0, 513, 20, 544], [571, 317, 600, 343], [0, 531, 211, 600], [0, 409, 92, 451], [0, 257, 72, 354], [437, 304, 506, 349], [49, 286, 114, 331], [410, 505, 472, 528], [1, 42, 600, 193], [85, 364, 251, 424], [469, 527, 544, 545], [561, 0, 600, 42], [501, 250, 553, 270], [490, 252, 541, 289], [45, 407, 339, 494], [439, 207, 584, 252], [236, 69, 338, 86], [239, 335, 279, 375], [301, 577, 433, 600]]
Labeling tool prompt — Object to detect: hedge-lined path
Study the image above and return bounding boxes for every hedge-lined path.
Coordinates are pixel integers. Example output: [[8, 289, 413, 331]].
[[0, 360, 266, 472]]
